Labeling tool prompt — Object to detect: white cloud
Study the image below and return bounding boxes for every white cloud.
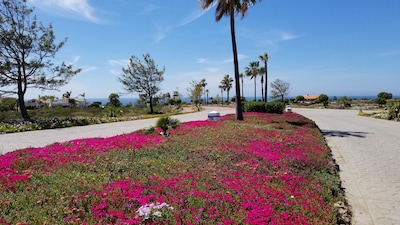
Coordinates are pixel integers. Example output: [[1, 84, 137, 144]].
[[28, 0, 103, 23], [179, 7, 212, 26], [108, 59, 128, 67]]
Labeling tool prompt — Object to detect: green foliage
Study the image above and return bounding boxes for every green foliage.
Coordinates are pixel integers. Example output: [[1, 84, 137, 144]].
[[107, 93, 122, 107], [155, 116, 180, 135], [387, 102, 400, 120], [244, 101, 285, 114], [377, 91, 393, 99], [0, 98, 17, 111], [295, 95, 305, 102], [375, 97, 387, 106], [317, 94, 329, 107], [88, 101, 102, 108], [0, 0, 81, 120], [119, 53, 165, 114]]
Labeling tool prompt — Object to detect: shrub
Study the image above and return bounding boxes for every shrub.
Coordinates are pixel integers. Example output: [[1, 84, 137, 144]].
[[244, 101, 266, 112], [387, 102, 400, 120], [156, 116, 180, 135], [244, 101, 285, 114], [265, 101, 285, 114]]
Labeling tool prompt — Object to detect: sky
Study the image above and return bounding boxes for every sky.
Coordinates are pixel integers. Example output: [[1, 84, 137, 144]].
[[20, 0, 400, 100]]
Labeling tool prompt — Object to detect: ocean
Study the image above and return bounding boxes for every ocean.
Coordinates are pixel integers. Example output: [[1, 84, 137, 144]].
[[87, 95, 388, 106]]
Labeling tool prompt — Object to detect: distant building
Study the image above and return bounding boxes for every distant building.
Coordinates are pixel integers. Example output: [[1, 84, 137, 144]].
[[25, 99, 44, 108], [304, 94, 319, 102]]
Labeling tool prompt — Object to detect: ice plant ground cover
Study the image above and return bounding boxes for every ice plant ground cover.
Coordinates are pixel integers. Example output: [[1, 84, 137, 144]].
[[0, 112, 348, 224]]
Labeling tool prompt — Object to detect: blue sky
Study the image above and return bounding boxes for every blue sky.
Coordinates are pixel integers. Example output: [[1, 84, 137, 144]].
[[24, 0, 400, 100]]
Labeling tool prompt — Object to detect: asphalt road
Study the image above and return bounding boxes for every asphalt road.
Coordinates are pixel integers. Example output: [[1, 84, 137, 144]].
[[295, 108, 400, 225]]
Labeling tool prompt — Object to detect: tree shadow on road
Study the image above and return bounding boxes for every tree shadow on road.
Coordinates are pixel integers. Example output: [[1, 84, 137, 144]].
[[321, 129, 368, 138]]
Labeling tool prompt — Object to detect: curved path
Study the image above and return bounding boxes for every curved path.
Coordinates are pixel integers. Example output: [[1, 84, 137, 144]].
[[295, 108, 400, 225], [0, 106, 235, 155]]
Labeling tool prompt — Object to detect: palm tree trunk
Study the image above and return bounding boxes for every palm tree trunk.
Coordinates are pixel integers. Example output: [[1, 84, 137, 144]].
[[254, 78, 257, 101], [265, 63, 268, 102], [261, 77, 264, 102], [229, 5, 243, 120], [241, 78, 244, 99]]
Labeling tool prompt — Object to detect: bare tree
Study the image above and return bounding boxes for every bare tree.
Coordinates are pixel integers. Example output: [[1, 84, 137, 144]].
[[270, 78, 290, 102]]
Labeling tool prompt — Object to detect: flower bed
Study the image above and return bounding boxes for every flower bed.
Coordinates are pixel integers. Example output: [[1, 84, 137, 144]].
[[0, 113, 348, 224]]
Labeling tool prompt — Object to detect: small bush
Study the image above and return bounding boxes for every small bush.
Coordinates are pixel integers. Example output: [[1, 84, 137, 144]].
[[387, 102, 400, 121], [156, 116, 180, 135]]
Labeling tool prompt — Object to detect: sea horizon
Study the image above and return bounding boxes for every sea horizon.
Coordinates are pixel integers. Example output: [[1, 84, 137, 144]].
[[86, 95, 393, 106]]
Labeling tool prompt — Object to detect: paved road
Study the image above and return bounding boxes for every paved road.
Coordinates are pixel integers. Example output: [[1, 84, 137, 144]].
[[0, 106, 235, 155], [295, 108, 400, 225]]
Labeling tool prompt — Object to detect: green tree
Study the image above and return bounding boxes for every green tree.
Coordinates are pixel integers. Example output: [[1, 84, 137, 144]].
[[200, 0, 259, 121], [107, 93, 122, 107], [221, 74, 233, 104], [245, 61, 260, 101], [317, 94, 329, 107], [377, 91, 393, 99], [295, 95, 305, 102], [119, 53, 165, 114], [270, 78, 290, 102], [259, 52, 269, 102], [0, 0, 81, 120], [187, 80, 203, 111]]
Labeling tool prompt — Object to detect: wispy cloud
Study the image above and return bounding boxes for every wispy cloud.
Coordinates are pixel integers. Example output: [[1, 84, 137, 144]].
[[197, 54, 249, 64], [108, 59, 129, 67], [376, 50, 400, 57], [27, 0, 104, 24], [179, 6, 212, 26], [153, 5, 213, 43]]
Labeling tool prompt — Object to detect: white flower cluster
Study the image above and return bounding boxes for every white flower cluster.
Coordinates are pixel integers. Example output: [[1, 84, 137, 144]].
[[136, 202, 174, 220]]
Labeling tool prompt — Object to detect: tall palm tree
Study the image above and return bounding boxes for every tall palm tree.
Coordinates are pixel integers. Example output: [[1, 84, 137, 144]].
[[221, 74, 233, 104], [258, 67, 265, 101], [200, 0, 258, 120], [218, 85, 225, 104], [239, 72, 244, 99], [259, 52, 269, 102], [245, 61, 260, 101]]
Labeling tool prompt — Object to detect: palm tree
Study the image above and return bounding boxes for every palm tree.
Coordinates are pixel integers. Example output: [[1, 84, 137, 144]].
[[245, 61, 260, 101], [258, 67, 265, 101], [259, 52, 269, 102], [219, 85, 225, 104], [205, 89, 209, 105], [239, 72, 244, 98], [200, 0, 258, 120], [221, 74, 233, 104], [200, 78, 207, 104]]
